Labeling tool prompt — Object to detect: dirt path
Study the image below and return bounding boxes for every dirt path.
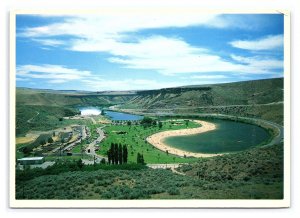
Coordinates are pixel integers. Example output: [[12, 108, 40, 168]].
[[27, 111, 39, 123], [147, 164, 186, 175]]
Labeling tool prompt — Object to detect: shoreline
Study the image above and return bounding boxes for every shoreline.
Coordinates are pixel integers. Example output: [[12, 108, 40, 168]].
[[146, 120, 221, 158]]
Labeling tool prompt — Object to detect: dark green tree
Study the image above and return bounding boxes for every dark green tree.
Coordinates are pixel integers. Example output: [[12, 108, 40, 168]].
[[122, 145, 128, 163], [137, 153, 145, 165], [107, 149, 112, 165], [48, 137, 54, 143], [185, 119, 189, 127], [100, 158, 106, 164], [140, 117, 153, 128], [110, 143, 115, 164], [118, 143, 123, 164], [40, 140, 46, 146], [158, 121, 163, 129], [114, 143, 119, 164], [76, 159, 84, 169]]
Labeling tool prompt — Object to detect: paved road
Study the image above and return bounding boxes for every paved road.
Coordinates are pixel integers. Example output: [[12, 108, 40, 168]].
[[85, 126, 107, 162], [89, 116, 97, 124], [115, 102, 283, 112], [81, 125, 87, 140]]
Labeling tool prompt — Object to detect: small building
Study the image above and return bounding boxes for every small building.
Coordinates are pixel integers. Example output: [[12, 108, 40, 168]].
[[17, 157, 45, 165]]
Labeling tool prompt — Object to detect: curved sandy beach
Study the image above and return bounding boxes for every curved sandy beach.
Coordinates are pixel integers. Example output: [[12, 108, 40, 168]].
[[146, 120, 221, 158]]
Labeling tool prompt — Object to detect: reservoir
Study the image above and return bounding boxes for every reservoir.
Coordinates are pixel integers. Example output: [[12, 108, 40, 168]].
[[163, 119, 271, 154], [105, 110, 143, 121]]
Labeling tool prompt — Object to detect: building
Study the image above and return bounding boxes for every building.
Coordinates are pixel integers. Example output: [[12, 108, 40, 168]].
[[17, 157, 45, 165]]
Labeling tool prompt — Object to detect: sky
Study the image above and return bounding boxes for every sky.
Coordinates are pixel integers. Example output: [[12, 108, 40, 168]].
[[16, 13, 284, 91]]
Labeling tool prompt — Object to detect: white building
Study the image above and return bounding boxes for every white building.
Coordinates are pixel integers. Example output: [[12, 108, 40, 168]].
[[17, 157, 45, 165]]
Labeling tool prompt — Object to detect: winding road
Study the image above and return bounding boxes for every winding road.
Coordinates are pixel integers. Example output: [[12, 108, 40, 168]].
[[84, 126, 107, 163]]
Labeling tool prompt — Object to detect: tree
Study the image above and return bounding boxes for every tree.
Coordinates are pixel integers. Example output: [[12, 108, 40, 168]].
[[76, 159, 84, 169], [127, 121, 132, 126], [118, 143, 123, 164], [158, 121, 163, 129], [100, 158, 106, 164], [114, 143, 119, 164], [137, 152, 145, 165], [140, 117, 154, 128], [110, 143, 115, 164], [153, 120, 157, 126], [59, 118, 63, 122], [48, 137, 54, 143], [123, 145, 128, 164], [107, 150, 112, 165], [185, 120, 189, 127], [101, 110, 105, 115]]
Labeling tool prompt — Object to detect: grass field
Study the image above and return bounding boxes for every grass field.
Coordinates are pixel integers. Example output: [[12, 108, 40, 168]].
[[97, 120, 200, 164]]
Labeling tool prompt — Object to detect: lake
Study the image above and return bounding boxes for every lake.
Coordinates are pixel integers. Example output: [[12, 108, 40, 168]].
[[163, 119, 271, 154], [105, 110, 143, 121]]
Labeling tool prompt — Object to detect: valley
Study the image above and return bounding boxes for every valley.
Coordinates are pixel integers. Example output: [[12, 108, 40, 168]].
[[15, 78, 284, 200]]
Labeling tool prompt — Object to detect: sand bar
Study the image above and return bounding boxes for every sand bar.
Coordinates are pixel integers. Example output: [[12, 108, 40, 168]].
[[146, 120, 221, 158]]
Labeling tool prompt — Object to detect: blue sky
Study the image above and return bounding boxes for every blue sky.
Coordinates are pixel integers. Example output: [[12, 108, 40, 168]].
[[16, 13, 284, 91]]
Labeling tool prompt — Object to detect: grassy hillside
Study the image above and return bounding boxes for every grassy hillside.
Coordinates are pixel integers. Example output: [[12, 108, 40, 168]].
[[16, 143, 283, 199], [16, 78, 284, 137], [17, 78, 283, 108], [119, 78, 284, 124], [16, 88, 133, 136], [123, 78, 283, 109], [16, 88, 133, 107], [16, 104, 80, 136]]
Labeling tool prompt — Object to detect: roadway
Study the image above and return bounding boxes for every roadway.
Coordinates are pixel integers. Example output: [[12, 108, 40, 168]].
[[85, 126, 107, 162]]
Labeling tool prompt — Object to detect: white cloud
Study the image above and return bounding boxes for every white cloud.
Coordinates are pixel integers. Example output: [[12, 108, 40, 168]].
[[16, 64, 92, 83], [104, 36, 242, 74], [81, 78, 183, 91], [16, 77, 30, 81], [190, 75, 229, 79], [229, 34, 283, 51], [18, 15, 283, 79], [230, 55, 283, 73], [20, 14, 231, 38], [32, 39, 65, 47]]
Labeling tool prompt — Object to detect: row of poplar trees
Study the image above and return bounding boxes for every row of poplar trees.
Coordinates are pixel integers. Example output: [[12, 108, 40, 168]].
[[107, 143, 128, 165]]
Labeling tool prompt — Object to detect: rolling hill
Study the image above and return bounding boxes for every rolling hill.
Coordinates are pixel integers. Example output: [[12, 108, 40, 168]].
[[15, 78, 284, 136]]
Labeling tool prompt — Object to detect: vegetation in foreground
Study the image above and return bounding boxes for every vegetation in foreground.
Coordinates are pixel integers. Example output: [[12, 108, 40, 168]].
[[16, 143, 283, 200]]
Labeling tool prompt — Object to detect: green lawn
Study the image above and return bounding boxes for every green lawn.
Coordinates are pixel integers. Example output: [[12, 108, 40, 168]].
[[97, 120, 200, 164]]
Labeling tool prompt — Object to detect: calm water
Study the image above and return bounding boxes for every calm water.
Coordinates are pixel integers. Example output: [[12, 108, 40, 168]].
[[163, 119, 270, 154], [105, 110, 143, 121]]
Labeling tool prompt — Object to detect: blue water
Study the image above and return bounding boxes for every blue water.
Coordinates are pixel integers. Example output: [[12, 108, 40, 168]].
[[105, 110, 143, 121], [163, 119, 270, 154]]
